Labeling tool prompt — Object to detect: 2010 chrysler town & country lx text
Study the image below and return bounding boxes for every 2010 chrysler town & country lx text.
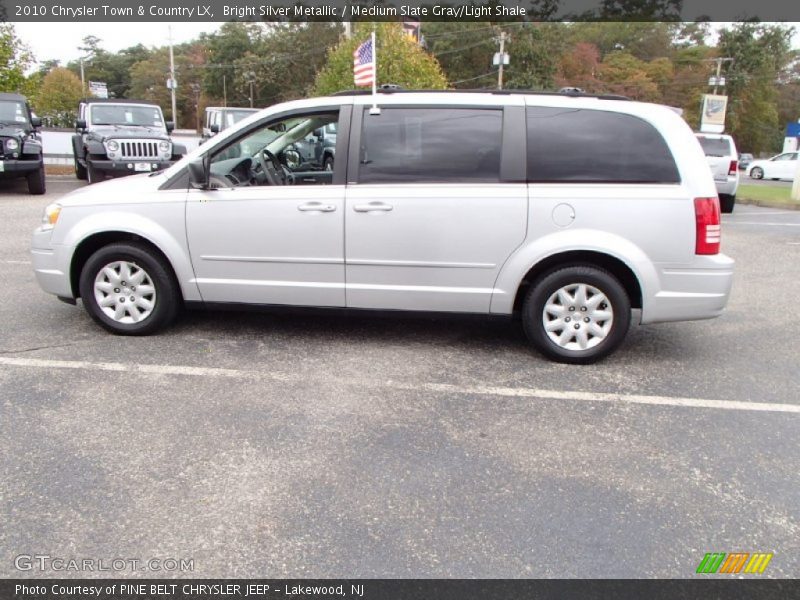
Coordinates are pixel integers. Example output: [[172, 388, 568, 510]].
[[32, 90, 734, 363]]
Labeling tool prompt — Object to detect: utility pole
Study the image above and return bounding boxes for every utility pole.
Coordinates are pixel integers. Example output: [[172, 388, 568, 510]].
[[344, 21, 352, 39], [168, 25, 178, 128], [497, 31, 507, 90], [709, 57, 734, 94], [223, 74, 227, 108], [80, 57, 85, 91]]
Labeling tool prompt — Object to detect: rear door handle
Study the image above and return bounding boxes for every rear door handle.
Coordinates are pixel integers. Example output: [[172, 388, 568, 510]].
[[353, 202, 393, 213], [298, 202, 336, 212]]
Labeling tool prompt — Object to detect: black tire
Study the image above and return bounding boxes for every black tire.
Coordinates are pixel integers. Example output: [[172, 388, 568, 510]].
[[522, 265, 631, 364], [75, 157, 87, 180], [78, 242, 180, 335], [750, 167, 763, 180], [87, 162, 104, 184], [26, 166, 46, 195], [323, 155, 334, 171], [719, 194, 735, 214]]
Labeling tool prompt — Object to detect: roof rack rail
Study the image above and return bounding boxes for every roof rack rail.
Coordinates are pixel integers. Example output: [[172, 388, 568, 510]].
[[331, 88, 630, 101]]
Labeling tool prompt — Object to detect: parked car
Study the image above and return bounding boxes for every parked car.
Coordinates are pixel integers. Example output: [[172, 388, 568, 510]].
[[201, 107, 259, 142], [72, 98, 186, 184], [748, 151, 799, 181], [695, 133, 738, 213], [287, 121, 337, 172], [33, 90, 734, 364], [738, 153, 753, 171], [0, 92, 45, 195]]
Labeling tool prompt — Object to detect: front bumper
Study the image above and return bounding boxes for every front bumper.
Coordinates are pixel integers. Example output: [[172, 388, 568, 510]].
[[31, 228, 73, 299], [0, 158, 41, 176], [88, 159, 174, 177], [642, 254, 735, 324]]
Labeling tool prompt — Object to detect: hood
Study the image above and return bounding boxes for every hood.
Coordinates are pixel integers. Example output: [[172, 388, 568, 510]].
[[87, 125, 170, 142], [59, 172, 169, 208], [0, 123, 29, 138]]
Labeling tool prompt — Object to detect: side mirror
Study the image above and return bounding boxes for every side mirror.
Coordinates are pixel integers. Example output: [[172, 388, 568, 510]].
[[75, 119, 87, 131], [210, 123, 220, 134], [166, 121, 175, 133], [313, 128, 323, 139], [30, 117, 42, 128], [187, 156, 209, 189]]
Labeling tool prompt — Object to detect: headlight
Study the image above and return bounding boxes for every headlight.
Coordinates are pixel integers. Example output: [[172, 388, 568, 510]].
[[41, 203, 61, 230], [106, 140, 119, 152], [159, 141, 171, 153], [6, 138, 19, 151]]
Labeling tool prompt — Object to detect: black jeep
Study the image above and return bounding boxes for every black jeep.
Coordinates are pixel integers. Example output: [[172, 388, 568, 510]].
[[0, 93, 45, 195], [72, 99, 185, 183]]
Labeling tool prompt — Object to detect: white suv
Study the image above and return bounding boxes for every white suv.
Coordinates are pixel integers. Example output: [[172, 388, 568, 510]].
[[32, 90, 734, 363], [695, 133, 739, 213]]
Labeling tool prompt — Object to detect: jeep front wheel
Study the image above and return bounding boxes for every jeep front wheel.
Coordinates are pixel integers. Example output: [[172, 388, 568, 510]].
[[87, 162, 104, 184], [27, 166, 46, 195], [78, 243, 180, 335], [522, 266, 631, 364], [74, 157, 87, 180]]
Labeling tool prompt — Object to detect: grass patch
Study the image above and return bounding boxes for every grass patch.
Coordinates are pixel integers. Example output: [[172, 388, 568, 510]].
[[737, 184, 800, 207], [44, 164, 74, 176]]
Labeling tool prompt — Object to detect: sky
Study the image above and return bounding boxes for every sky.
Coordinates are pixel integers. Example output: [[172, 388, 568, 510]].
[[12, 21, 800, 71]]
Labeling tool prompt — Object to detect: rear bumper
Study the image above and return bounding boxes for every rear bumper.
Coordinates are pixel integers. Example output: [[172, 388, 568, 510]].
[[642, 254, 735, 324], [714, 176, 738, 196]]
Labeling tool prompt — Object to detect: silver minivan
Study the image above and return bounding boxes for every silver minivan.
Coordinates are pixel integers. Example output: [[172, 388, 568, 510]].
[[32, 90, 734, 363]]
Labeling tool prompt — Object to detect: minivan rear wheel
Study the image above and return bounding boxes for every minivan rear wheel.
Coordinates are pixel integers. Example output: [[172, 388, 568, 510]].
[[522, 266, 631, 364], [78, 242, 180, 335]]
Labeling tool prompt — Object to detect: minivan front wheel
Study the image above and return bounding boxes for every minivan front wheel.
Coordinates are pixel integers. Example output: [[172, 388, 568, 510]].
[[78, 242, 179, 335], [522, 266, 631, 364]]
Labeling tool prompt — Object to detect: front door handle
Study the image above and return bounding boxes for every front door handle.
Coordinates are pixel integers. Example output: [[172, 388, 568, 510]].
[[298, 202, 336, 212], [353, 202, 393, 213]]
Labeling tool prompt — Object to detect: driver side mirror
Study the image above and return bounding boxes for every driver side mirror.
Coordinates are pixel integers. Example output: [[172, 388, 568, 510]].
[[166, 121, 175, 133], [30, 116, 42, 129], [75, 119, 87, 131], [210, 123, 220, 134], [187, 156, 209, 190]]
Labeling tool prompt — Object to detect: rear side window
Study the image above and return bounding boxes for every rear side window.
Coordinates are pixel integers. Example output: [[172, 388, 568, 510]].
[[526, 106, 680, 184], [697, 136, 733, 157], [358, 107, 503, 184]]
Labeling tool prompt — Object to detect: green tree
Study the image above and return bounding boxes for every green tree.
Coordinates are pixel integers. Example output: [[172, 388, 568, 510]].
[[717, 23, 795, 153], [313, 23, 447, 96], [0, 23, 33, 92], [34, 68, 84, 127]]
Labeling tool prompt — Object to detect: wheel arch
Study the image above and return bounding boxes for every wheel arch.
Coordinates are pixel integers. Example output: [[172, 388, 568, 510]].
[[70, 232, 182, 300], [510, 250, 644, 315]]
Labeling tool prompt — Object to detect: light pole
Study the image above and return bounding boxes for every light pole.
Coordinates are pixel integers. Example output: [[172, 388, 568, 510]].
[[168, 26, 178, 128]]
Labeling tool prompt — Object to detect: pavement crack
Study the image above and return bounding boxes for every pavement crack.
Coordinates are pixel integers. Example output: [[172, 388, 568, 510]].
[[0, 342, 82, 355]]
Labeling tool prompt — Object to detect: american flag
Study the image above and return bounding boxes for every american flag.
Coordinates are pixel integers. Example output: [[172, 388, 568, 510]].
[[353, 38, 375, 87]]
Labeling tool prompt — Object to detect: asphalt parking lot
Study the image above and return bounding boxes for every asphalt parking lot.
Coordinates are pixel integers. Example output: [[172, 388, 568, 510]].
[[1, 178, 798, 578]]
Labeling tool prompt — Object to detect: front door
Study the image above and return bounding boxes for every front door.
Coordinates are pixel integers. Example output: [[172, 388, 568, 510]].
[[186, 107, 349, 307]]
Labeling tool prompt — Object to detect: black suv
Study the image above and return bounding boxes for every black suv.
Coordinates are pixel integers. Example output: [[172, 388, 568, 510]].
[[72, 99, 185, 183], [0, 93, 45, 195]]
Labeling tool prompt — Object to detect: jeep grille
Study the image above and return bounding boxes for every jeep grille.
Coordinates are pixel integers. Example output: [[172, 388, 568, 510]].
[[119, 140, 160, 159]]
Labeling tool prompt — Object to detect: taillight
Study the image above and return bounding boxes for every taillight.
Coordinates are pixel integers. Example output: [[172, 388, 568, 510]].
[[728, 160, 738, 175], [695, 197, 721, 255]]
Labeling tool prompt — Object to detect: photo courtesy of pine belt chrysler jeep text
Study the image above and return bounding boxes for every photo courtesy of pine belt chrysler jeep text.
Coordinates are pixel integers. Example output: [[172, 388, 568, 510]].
[[32, 90, 734, 363]]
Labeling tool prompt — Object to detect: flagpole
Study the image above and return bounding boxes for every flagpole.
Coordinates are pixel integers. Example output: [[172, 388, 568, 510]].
[[369, 30, 380, 115]]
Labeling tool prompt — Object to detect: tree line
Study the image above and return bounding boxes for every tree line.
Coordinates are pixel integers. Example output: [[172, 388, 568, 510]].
[[2, 21, 797, 154]]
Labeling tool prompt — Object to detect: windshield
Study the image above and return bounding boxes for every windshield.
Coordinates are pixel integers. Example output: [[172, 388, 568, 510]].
[[697, 136, 732, 157], [223, 110, 258, 128], [89, 104, 165, 128], [0, 100, 30, 126]]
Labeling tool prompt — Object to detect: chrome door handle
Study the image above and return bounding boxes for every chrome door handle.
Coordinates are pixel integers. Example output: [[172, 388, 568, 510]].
[[297, 202, 336, 212], [353, 202, 393, 212]]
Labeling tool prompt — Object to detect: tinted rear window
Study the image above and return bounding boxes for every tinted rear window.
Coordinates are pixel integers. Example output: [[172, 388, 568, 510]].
[[697, 136, 733, 157], [358, 107, 503, 184], [526, 106, 680, 184]]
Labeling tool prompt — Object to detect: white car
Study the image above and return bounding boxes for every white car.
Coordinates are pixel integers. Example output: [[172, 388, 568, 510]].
[[32, 90, 734, 364], [748, 151, 799, 181], [695, 133, 739, 213]]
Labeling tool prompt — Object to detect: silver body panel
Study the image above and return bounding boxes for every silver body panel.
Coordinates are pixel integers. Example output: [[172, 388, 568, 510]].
[[33, 93, 734, 326]]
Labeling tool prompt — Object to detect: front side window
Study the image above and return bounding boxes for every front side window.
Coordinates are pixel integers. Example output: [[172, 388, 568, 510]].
[[358, 107, 503, 184], [0, 100, 29, 126], [208, 110, 339, 187], [527, 107, 680, 184]]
